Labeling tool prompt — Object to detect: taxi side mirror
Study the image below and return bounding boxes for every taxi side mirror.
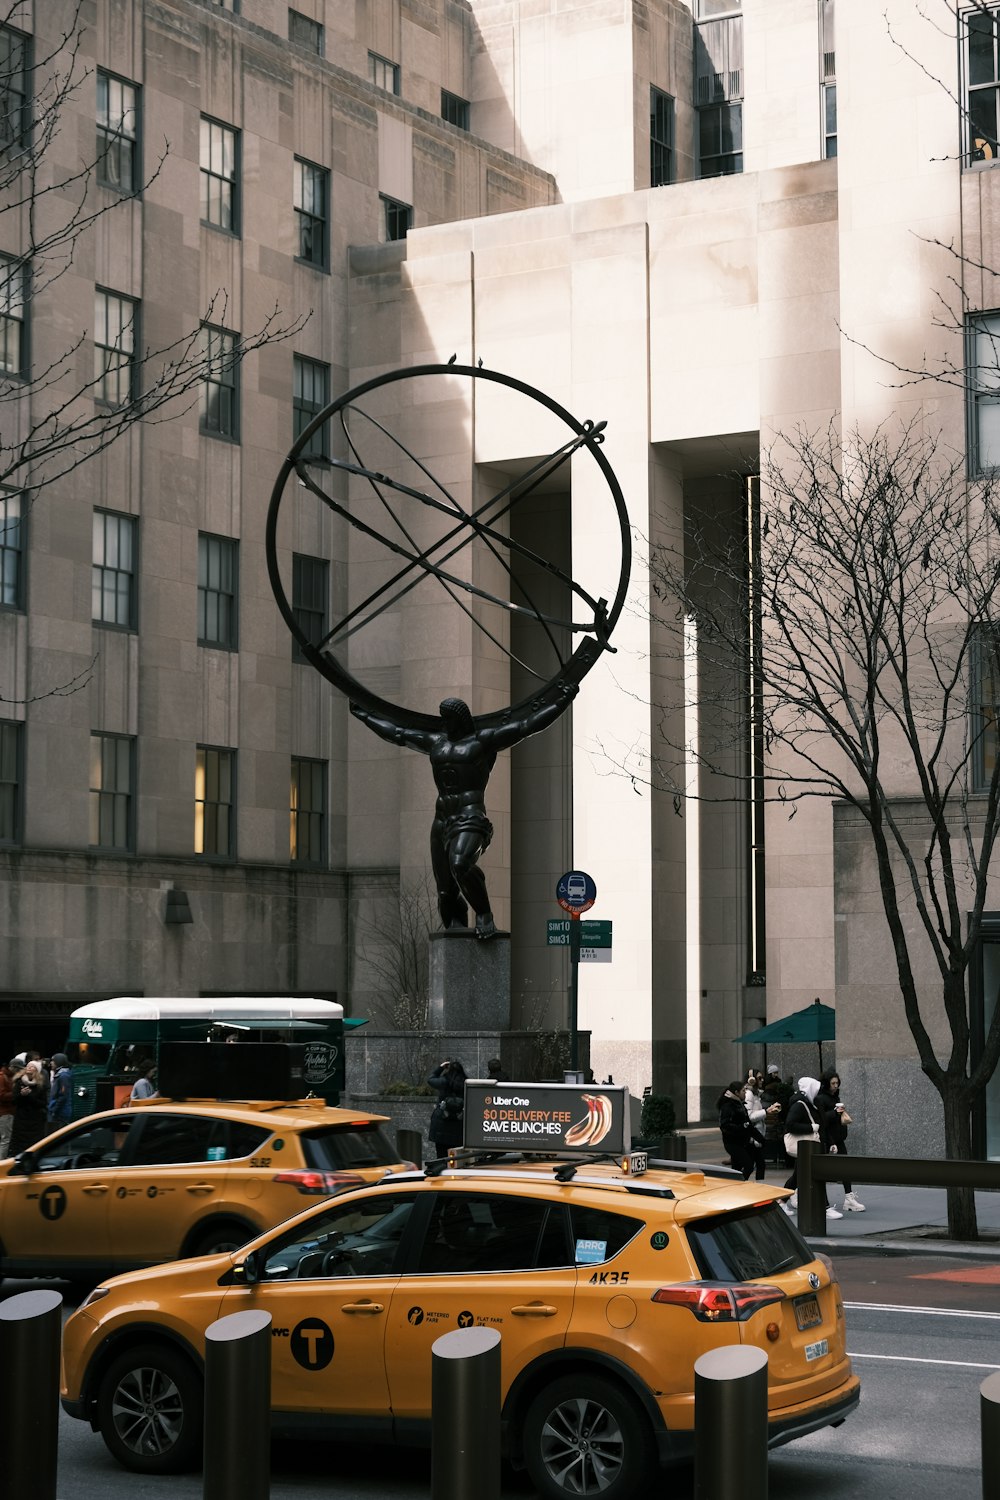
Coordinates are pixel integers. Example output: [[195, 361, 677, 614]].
[[233, 1250, 260, 1285], [12, 1150, 37, 1176]]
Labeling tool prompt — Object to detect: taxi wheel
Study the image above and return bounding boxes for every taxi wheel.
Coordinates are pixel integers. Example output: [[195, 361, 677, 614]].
[[97, 1343, 203, 1474], [523, 1373, 656, 1500], [189, 1219, 254, 1257]]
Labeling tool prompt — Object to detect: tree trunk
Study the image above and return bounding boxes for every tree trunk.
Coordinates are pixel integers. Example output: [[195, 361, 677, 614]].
[[942, 1084, 978, 1240]]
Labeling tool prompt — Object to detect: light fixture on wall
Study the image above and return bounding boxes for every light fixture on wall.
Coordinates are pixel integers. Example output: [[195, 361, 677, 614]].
[[164, 888, 193, 925]]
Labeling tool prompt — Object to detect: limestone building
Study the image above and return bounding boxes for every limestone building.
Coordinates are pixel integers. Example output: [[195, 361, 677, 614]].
[[2, 0, 999, 1155]]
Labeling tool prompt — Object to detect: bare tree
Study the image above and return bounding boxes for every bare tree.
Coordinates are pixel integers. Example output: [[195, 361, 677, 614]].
[[355, 875, 436, 1056], [637, 421, 1000, 1238], [0, 1, 306, 696]]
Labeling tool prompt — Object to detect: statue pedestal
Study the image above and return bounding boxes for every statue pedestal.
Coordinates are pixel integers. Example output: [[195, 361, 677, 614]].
[[428, 930, 511, 1032]]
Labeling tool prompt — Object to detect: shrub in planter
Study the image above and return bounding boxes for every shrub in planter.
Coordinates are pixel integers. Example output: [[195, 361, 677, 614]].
[[640, 1093, 677, 1148]]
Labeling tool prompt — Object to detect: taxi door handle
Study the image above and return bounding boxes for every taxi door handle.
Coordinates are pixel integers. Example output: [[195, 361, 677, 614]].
[[82, 1184, 109, 1195], [511, 1304, 558, 1317], [185, 1184, 216, 1194], [341, 1301, 384, 1315]]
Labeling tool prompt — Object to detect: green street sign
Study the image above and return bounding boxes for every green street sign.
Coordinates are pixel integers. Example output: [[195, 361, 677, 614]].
[[546, 919, 612, 948]]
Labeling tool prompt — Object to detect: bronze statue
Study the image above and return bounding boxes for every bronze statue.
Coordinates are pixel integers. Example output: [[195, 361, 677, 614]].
[[351, 687, 577, 939]]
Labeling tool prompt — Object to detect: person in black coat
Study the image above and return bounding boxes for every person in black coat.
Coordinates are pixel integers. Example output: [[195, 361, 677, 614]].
[[717, 1080, 779, 1181], [816, 1069, 865, 1212], [427, 1058, 468, 1155], [9, 1058, 49, 1157]]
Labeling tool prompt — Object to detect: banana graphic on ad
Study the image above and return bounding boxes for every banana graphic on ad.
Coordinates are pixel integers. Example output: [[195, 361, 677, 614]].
[[564, 1093, 614, 1148]]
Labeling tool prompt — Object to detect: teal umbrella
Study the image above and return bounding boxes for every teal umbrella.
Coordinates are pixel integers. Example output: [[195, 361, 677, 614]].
[[733, 998, 835, 1072]]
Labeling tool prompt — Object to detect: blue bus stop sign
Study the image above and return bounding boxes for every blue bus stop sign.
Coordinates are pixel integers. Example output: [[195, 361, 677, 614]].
[[556, 870, 597, 914]]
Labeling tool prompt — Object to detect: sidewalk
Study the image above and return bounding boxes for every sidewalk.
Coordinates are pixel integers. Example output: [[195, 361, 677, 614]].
[[677, 1125, 1000, 1257]]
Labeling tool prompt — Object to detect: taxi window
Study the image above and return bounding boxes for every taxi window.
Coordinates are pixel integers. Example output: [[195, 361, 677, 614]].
[[260, 1194, 415, 1281], [416, 1194, 572, 1274], [300, 1124, 398, 1170], [569, 1206, 644, 1263], [686, 1204, 813, 1281], [228, 1123, 271, 1159], [129, 1113, 225, 1165], [34, 1115, 135, 1171]]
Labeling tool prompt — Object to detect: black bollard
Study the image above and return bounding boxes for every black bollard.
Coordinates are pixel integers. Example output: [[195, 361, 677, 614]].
[[694, 1345, 768, 1500], [796, 1138, 825, 1237], [203, 1308, 272, 1500], [982, 1369, 1000, 1497], [431, 1326, 501, 1500], [0, 1288, 62, 1500]]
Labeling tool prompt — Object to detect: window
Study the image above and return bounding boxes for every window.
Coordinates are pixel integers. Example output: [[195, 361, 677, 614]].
[[34, 1115, 136, 1171], [292, 554, 328, 663], [92, 510, 137, 629], [94, 289, 138, 406], [381, 194, 412, 242], [0, 719, 22, 843], [969, 311, 1000, 473], [299, 1123, 398, 1171], [97, 72, 139, 192], [0, 25, 29, 154], [369, 52, 400, 95], [195, 745, 234, 857], [695, 13, 743, 178], [130, 1113, 225, 1165], [441, 90, 470, 130], [969, 6, 1000, 163], [291, 757, 326, 863], [820, 0, 836, 159], [294, 157, 329, 268], [260, 1193, 416, 1280], [200, 116, 239, 232], [417, 1194, 574, 1275], [650, 87, 674, 187], [89, 733, 134, 851], [0, 254, 26, 377], [698, 101, 743, 178], [293, 355, 330, 459], [200, 324, 239, 439], [198, 533, 238, 648], [0, 490, 22, 609], [974, 626, 1000, 791], [211, 0, 239, 9], [289, 9, 324, 55]]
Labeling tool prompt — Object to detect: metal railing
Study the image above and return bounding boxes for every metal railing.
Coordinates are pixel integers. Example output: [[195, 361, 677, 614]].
[[794, 1139, 1000, 1237]]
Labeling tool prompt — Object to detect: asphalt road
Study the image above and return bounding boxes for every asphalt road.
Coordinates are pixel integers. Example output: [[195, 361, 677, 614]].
[[12, 1249, 998, 1498]]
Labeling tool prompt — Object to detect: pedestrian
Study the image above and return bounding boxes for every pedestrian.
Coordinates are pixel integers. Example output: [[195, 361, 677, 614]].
[[427, 1057, 467, 1156], [743, 1069, 764, 1114], [760, 1063, 788, 1164], [487, 1057, 508, 1082], [8, 1057, 49, 1156], [47, 1052, 73, 1127], [782, 1076, 841, 1219], [129, 1059, 158, 1103], [717, 1079, 779, 1181], [816, 1069, 865, 1212], [0, 1056, 13, 1158]]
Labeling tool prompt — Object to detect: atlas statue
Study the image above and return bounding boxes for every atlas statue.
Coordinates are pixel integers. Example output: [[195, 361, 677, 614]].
[[351, 687, 577, 940]]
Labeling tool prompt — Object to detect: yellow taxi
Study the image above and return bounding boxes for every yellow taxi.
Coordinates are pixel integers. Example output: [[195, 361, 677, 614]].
[[61, 1154, 860, 1499], [0, 1097, 403, 1278]]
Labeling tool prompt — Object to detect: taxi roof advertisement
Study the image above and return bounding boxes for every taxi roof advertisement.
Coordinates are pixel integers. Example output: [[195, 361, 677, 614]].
[[464, 1082, 629, 1155]]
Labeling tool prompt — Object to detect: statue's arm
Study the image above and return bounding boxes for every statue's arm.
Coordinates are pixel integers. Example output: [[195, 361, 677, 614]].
[[488, 682, 579, 751], [350, 702, 431, 752]]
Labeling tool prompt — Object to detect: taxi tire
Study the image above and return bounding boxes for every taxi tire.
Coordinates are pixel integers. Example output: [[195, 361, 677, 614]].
[[522, 1373, 656, 1500], [97, 1342, 203, 1475], [188, 1219, 255, 1257]]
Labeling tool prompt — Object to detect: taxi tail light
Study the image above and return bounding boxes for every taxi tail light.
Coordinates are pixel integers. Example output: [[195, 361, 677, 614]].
[[652, 1282, 785, 1322], [272, 1170, 364, 1195]]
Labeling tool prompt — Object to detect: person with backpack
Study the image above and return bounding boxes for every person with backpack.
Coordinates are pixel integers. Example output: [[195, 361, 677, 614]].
[[47, 1052, 74, 1127]]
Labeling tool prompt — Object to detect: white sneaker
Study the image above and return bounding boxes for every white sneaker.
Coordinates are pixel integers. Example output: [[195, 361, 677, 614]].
[[842, 1193, 866, 1212], [780, 1200, 795, 1216], [825, 1206, 843, 1220], [787, 1193, 797, 1208]]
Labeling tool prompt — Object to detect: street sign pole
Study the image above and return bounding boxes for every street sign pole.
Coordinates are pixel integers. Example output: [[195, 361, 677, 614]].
[[569, 913, 581, 1072]]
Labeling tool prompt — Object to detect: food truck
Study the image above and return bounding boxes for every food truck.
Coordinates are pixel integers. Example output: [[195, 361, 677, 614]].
[[65, 997, 355, 1115]]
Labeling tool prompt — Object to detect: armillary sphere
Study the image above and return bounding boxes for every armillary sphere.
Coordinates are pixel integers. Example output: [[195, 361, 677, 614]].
[[265, 362, 631, 730]]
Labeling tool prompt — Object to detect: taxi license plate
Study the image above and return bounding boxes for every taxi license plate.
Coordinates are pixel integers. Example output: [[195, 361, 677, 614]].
[[794, 1295, 822, 1331], [805, 1338, 829, 1362]]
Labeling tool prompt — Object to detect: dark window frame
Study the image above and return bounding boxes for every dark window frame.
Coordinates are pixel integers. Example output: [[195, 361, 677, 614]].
[[441, 90, 470, 130], [369, 52, 401, 95], [294, 157, 329, 270], [293, 353, 330, 460], [200, 323, 240, 441], [650, 86, 674, 187], [291, 755, 327, 865], [0, 252, 27, 379], [94, 287, 139, 407], [697, 100, 743, 178], [292, 553, 329, 664], [0, 488, 23, 611], [92, 509, 138, 631], [89, 731, 136, 853], [0, 718, 23, 844], [195, 743, 236, 860], [0, 24, 30, 157], [973, 624, 1000, 793], [289, 9, 324, 55], [968, 310, 1000, 475], [200, 115, 240, 234], [198, 531, 239, 649], [381, 193, 412, 242], [97, 70, 140, 194]]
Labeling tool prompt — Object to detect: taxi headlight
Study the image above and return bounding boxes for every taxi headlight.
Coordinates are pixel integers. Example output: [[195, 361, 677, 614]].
[[78, 1286, 111, 1312]]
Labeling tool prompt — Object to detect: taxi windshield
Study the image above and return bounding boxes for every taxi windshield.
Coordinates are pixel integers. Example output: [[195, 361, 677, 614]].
[[685, 1204, 813, 1282], [300, 1124, 397, 1171]]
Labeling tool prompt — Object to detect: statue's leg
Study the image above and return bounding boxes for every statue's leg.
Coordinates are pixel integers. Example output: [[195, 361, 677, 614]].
[[450, 832, 497, 940], [431, 823, 468, 929]]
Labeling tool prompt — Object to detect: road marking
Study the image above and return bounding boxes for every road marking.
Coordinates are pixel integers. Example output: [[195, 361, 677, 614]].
[[844, 1301, 1000, 1320], [849, 1352, 1000, 1370], [912, 1265, 1000, 1284]]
